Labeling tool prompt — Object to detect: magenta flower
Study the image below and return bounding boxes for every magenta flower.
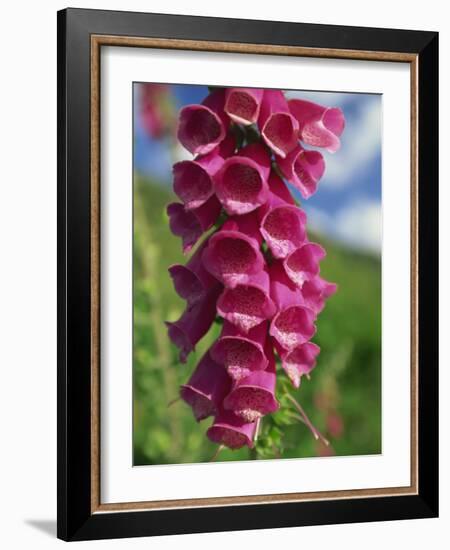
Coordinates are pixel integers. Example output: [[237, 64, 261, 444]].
[[166, 284, 221, 363], [141, 102, 165, 139], [173, 134, 235, 210], [289, 99, 345, 153], [167, 195, 221, 254], [202, 213, 264, 288], [214, 142, 271, 215], [216, 266, 276, 333], [177, 89, 229, 155], [274, 340, 320, 388], [140, 84, 173, 139], [166, 87, 345, 452], [258, 173, 307, 259], [326, 412, 344, 438], [168, 241, 216, 306], [223, 343, 279, 421], [180, 350, 231, 421], [258, 89, 299, 158], [269, 261, 316, 351], [207, 408, 256, 449], [301, 276, 337, 314], [261, 205, 307, 259], [263, 171, 297, 208], [260, 178, 307, 259], [224, 87, 264, 125], [283, 242, 326, 288], [276, 145, 326, 199], [211, 321, 268, 381]]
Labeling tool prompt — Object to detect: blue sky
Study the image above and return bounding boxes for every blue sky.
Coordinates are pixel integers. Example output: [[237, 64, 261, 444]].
[[134, 84, 382, 254]]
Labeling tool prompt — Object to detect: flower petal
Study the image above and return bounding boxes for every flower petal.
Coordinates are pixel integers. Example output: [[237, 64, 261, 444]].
[[269, 262, 316, 351], [217, 270, 276, 333], [177, 89, 229, 155], [216, 267, 276, 333], [289, 99, 345, 153], [301, 276, 337, 314], [214, 159, 266, 215], [167, 196, 222, 254], [224, 342, 279, 421], [224, 88, 264, 125], [180, 350, 231, 421], [288, 98, 325, 125], [168, 240, 216, 305], [202, 213, 264, 288], [258, 90, 299, 158], [270, 306, 316, 351], [211, 321, 268, 381], [207, 409, 256, 449], [274, 340, 320, 388], [260, 204, 306, 259], [166, 284, 222, 363], [277, 146, 325, 199], [173, 161, 215, 210], [173, 134, 236, 210], [283, 242, 326, 288], [214, 143, 271, 215]]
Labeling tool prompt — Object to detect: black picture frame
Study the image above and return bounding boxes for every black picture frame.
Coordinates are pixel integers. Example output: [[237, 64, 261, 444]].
[[57, 7, 438, 541]]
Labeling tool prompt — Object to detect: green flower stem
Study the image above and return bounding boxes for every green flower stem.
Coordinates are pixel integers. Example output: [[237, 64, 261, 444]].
[[285, 393, 329, 446]]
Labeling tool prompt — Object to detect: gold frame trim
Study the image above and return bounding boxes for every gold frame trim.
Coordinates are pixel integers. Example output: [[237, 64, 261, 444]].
[[90, 35, 419, 514]]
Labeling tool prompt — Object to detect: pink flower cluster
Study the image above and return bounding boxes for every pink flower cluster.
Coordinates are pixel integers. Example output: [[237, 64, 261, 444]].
[[140, 84, 174, 138], [166, 88, 345, 451]]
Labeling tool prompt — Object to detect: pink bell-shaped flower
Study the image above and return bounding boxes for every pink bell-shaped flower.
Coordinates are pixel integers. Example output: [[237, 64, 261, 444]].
[[283, 242, 326, 288], [166, 284, 222, 363], [180, 350, 231, 421], [202, 213, 264, 288], [166, 88, 345, 452], [223, 342, 279, 421], [214, 142, 271, 215], [289, 98, 345, 153], [269, 261, 316, 351], [168, 240, 217, 306], [177, 89, 229, 155], [211, 321, 268, 381], [216, 266, 276, 333], [301, 276, 337, 314], [276, 145, 326, 199], [140, 84, 172, 138], [167, 195, 222, 254], [258, 89, 299, 158], [259, 171, 297, 210], [274, 340, 320, 388], [207, 408, 256, 449], [173, 134, 235, 210], [224, 87, 264, 125], [259, 176, 307, 259], [260, 205, 307, 259]]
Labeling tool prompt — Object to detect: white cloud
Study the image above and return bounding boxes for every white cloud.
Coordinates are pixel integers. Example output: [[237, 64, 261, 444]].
[[304, 205, 333, 236], [285, 90, 355, 107], [335, 200, 381, 253], [305, 200, 381, 254]]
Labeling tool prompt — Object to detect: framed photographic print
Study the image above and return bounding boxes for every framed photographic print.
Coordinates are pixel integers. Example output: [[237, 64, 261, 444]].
[[57, 8, 439, 541]]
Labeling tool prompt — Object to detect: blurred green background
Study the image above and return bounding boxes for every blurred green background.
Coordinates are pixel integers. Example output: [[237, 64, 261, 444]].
[[133, 83, 382, 465]]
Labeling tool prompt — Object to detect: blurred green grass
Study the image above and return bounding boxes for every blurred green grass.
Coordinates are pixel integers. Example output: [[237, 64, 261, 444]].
[[133, 175, 381, 465]]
